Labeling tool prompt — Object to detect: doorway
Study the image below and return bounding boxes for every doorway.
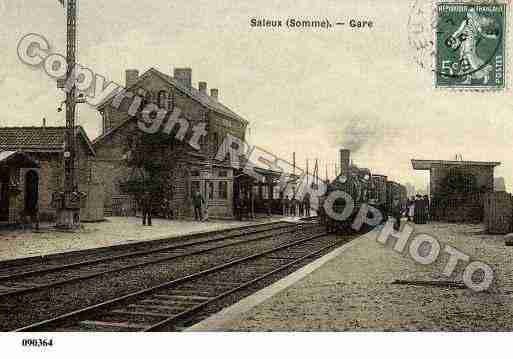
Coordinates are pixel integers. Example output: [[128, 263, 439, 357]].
[[24, 170, 39, 215], [0, 170, 9, 222]]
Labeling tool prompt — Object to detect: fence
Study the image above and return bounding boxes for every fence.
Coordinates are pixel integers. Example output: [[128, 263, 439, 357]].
[[110, 195, 137, 217], [484, 192, 513, 234], [431, 193, 484, 223]]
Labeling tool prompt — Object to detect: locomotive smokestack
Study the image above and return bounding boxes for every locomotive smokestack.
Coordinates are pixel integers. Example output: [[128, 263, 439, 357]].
[[340, 149, 350, 176]]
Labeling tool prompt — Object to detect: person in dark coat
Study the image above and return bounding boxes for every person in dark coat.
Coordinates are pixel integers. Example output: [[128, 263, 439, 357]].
[[290, 196, 298, 217], [303, 193, 311, 217], [283, 195, 290, 216], [234, 195, 242, 221], [414, 194, 428, 224], [392, 197, 402, 231], [423, 195, 430, 223], [192, 190, 204, 221], [298, 197, 304, 217], [142, 191, 153, 226]]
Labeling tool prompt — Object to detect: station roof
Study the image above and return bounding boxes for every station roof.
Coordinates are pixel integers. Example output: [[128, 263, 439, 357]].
[[411, 159, 501, 170], [0, 126, 95, 155]]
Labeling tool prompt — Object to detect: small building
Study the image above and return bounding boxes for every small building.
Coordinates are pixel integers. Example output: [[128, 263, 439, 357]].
[[411, 159, 501, 222], [0, 151, 40, 224], [0, 126, 96, 222]]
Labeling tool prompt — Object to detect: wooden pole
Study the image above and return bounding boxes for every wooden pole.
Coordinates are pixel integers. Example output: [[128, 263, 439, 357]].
[[306, 159, 309, 186]]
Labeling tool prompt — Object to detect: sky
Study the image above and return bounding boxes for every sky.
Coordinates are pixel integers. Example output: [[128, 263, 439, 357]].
[[0, 0, 512, 192]]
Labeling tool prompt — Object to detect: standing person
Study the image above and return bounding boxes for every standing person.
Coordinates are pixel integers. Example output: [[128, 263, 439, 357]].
[[290, 196, 297, 217], [407, 196, 415, 222], [298, 197, 304, 217], [413, 194, 421, 224], [392, 197, 402, 231], [234, 194, 242, 221], [142, 191, 153, 226], [303, 193, 311, 217], [266, 197, 272, 217], [423, 195, 430, 223], [283, 195, 290, 216], [192, 189, 204, 221]]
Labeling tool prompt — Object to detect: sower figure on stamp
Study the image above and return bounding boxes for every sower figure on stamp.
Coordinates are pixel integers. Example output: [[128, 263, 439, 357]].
[[142, 191, 153, 226], [446, 7, 499, 85]]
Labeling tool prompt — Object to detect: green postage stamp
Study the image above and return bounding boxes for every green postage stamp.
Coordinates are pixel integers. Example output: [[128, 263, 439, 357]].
[[435, 3, 506, 90]]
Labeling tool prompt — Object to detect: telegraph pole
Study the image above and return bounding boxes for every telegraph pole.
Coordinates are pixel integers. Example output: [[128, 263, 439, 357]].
[[56, 0, 81, 229]]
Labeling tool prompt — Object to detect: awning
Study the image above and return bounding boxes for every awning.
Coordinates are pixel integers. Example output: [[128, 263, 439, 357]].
[[0, 151, 39, 168]]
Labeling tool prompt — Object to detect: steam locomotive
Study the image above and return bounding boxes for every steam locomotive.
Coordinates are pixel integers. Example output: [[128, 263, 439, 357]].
[[320, 149, 407, 233]]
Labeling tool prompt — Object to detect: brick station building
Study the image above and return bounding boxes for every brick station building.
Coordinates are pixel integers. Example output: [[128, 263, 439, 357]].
[[93, 67, 249, 218], [411, 159, 501, 222]]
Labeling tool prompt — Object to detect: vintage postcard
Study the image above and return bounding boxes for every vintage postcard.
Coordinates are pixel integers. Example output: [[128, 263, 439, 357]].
[[1, 0, 512, 357]]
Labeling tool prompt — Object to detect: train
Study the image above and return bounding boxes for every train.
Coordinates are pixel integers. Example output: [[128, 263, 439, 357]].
[[319, 149, 407, 233]]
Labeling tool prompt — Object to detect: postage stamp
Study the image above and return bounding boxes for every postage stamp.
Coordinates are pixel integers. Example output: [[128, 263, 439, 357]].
[[435, 3, 506, 90]]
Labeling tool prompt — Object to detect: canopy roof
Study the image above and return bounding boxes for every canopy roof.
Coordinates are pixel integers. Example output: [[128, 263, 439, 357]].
[[411, 159, 501, 171], [0, 151, 39, 168]]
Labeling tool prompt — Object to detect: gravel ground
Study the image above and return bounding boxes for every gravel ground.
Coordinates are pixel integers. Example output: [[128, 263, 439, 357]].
[[203, 221, 513, 331], [0, 225, 318, 331]]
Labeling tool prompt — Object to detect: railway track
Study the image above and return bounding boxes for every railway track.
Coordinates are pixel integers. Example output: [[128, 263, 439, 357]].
[[14, 224, 339, 332], [0, 221, 305, 298]]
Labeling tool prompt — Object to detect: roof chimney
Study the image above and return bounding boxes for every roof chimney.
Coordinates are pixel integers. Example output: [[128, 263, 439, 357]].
[[125, 69, 139, 88], [340, 149, 350, 177], [174, 68, 192, 88], [198, 81, 207, 95], [210, 88, 219, 101], [42, 118, 46, 128]]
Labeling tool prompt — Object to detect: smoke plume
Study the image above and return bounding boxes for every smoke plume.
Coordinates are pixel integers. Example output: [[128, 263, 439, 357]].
[[333, 114, 384, 153]]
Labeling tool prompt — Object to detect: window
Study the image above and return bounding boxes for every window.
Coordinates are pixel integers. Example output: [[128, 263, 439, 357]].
[[262, 186, 269, 200], [219, 170, 228, 178], [158, 91, 167, 109], [191, 170, 200, 177], [218, 181, 228, 199], [273, 186, 281, 199]]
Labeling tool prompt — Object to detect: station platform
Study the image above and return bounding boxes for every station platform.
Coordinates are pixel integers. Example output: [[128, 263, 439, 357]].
[[0, 215, 306, 263], [188, 221, 513, 331]]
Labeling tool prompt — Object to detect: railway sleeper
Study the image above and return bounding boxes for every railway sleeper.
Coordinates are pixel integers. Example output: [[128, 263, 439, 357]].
[[79, 320, 150, 331]]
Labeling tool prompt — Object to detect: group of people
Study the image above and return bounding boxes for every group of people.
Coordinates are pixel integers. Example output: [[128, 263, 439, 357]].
[[233, 193, 256, 221], [406, 194, 430, 224], [140, 189, 206, 225], [390, 194, 430, 230], [139, 189, 313, 226], [282, 194, 311, 217]]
